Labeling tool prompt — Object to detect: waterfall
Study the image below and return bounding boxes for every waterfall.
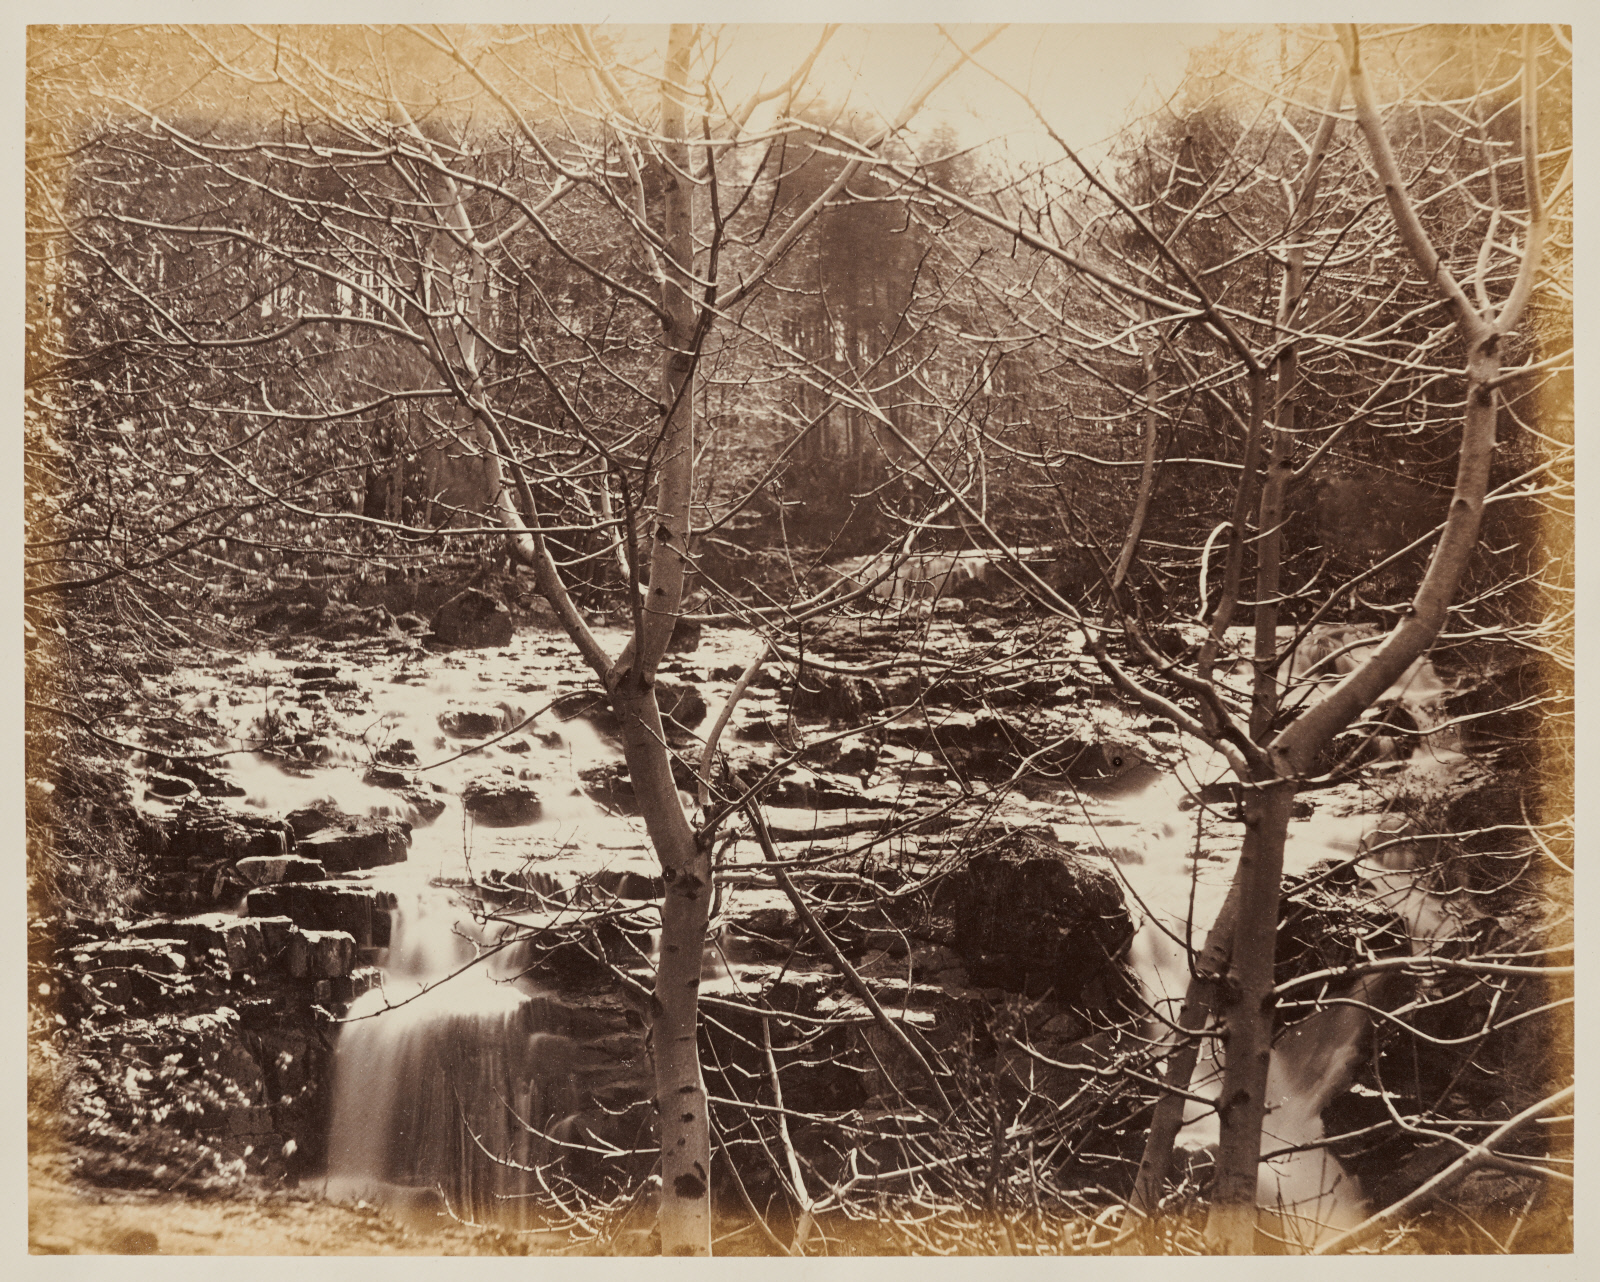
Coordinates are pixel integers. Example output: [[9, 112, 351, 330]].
[[1110, 643, 1466, 1250], [323, 889, 589, 1228], [212, 622, 1462, 1245]]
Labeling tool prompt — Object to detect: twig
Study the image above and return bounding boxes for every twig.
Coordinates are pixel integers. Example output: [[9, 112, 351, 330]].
[[1313, 1084, 1574, 1255], [744, 801, 955, 1118], [698, 639, 771, 809], [762, 1015, 815, 1254]]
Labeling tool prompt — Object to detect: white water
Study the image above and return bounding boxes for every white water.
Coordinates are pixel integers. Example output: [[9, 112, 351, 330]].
[[1094, 639, 1469, 1250], [185, 627, 764, 1223], [180, 621, 1467, 1242]]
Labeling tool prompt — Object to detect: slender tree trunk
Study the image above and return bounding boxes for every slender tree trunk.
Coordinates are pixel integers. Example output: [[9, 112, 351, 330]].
[[638, 24, 713, 1256], [1110, 306, 1163, 599], [1195, 369, 1268, 698], [617, 681, 713, 1256], [1203, 779, 1297, 1253]]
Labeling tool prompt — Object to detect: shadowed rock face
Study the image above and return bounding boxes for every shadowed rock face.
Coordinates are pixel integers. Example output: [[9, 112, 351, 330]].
[[431, 588, 515, 649], [944, 831, 1136, 1005]]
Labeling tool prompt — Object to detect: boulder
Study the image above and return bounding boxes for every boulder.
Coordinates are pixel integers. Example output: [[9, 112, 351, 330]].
[[586, 868, 664, 900], [551, 689, 620, 737], [431, 588, 515, 649], [945, 831, 1135, 1004], [244, 881, 396, 949], [142, 800, 295, 909], [790, 672, 886, 721], [223, 917, 265, 973], [1444, 656, 1553, 754], [146, 800, 292, 864], [766, 770, 894, 811], [223, 915, 297, 974], [666, 616, 703, 652], [463, 777, 543, 827], [578, 762, 637, 815], [235, 854, 327, 886], [400, 789, 447, 826], [296, 817, 410, 873], [656, 679, 708, 731], [438, 707, 506, 738], [375, 739, 419, 766], [126, 914, 234, 959], [363, 765, 412, 790], [145, 772, 197, 801], [1276, 861, 1410, 992], [284, 806, 335, 840]]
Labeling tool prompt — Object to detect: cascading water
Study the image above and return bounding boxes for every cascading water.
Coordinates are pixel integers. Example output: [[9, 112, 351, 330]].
[[309, 649, 671, 1227], [322, 888, 585, 1227], [1102, 635, 1468, 1250], [183, 628, 705, 1228], [192, 616, 1466, 1246]]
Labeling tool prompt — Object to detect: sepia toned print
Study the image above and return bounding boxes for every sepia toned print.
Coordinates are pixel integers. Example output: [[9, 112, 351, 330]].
[[24, 23, 1572, 1257]]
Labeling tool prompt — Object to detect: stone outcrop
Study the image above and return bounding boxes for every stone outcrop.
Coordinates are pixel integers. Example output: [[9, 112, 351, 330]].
[[430, 588, 515, 649], [235, 854, 326, 885], [942, 831, 1136, 1005], [244, 880, 396, 950], [462, 777, 543, 827], [294, 816, 410, 874], [142, 800, 295, 910]]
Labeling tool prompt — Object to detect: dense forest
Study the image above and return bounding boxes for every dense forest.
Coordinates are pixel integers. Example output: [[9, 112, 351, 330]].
[[25, 24, 1572, 1257]]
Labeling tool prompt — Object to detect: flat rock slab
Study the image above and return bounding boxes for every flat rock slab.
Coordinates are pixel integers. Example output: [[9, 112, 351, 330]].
[[463, 778, 543, 827], [236, 854, 327, 885], [70, 938, 188, 974], [297, 818, 410, 873]]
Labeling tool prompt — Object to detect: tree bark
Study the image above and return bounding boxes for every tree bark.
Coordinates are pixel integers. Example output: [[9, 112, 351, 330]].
[[636, 23, 713, 1257], [1202, 779, 1297, 1253]]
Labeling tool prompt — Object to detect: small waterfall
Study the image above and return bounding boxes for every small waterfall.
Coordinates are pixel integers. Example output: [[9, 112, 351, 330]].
[[190, 630, 666, 1228], [324, 889, 588, 1228], [205, 622, 1465, 1244], [1111, 646, 1466, 1250]]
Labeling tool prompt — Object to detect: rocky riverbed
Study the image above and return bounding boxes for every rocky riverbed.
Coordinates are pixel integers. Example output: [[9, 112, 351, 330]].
[[28, 586, 1568, 1254]]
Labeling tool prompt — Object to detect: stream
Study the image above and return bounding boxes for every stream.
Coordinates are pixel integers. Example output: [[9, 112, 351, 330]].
[[155, 612, 1467, 1249]]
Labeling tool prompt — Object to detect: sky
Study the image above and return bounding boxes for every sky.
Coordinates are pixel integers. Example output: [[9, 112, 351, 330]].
[[751, 24, 1221, 143], [606, 23, 1229, 167]]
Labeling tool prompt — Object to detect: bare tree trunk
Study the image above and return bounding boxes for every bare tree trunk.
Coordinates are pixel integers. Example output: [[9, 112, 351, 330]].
[[1133, 71, 1346, 1249], [1202, 779, 1297, 1253], [1203, 30, 1547, 1252], [634, 23, 713, 1257]]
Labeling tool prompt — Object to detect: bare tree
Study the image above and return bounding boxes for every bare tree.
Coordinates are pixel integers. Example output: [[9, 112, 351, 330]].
[[827, 22, 1570, 1252], [27, 21, 1570, 1254], [29, 22, 1014, 1253]]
